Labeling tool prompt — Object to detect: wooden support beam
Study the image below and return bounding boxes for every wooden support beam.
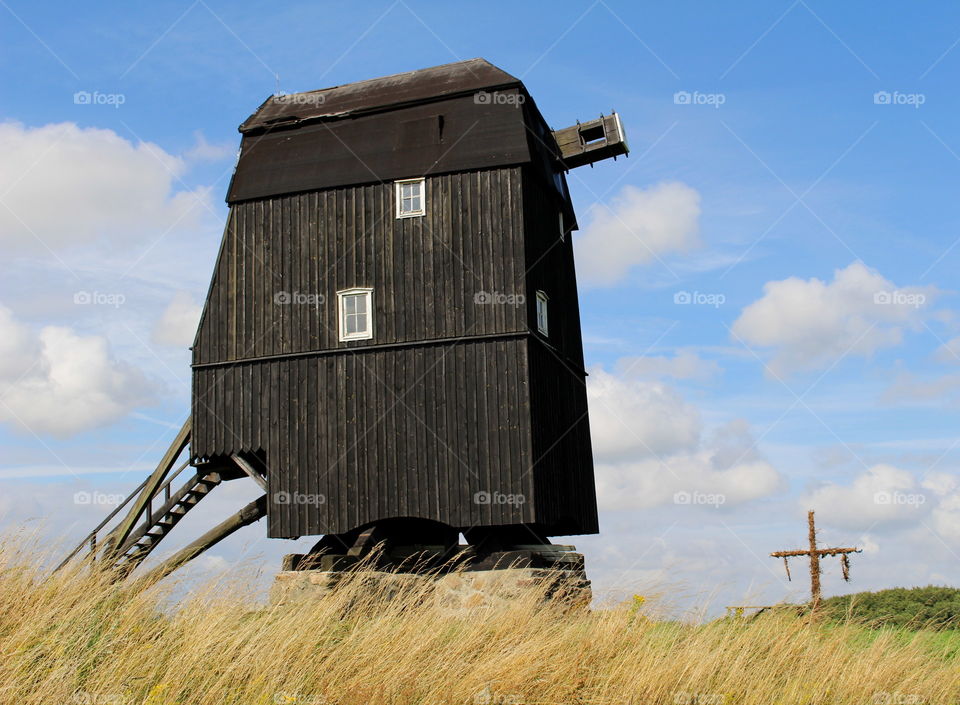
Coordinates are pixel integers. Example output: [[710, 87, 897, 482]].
[[106, 418, 192, 557], [140, 495, 267, 585], [231, 453, 267, 491]]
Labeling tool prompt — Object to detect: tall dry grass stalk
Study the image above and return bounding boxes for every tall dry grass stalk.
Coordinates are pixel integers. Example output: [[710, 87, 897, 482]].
[[0, 537, 957, 705]]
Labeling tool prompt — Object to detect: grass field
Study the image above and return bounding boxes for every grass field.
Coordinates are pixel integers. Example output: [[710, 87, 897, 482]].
[[1, 540, 958, 705]]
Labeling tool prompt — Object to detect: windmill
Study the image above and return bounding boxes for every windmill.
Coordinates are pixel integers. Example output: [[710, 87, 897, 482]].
[[58, 59, 629, 582]]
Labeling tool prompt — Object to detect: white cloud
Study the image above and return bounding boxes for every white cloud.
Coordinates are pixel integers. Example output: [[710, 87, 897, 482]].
[[923, 471, 959, 497], [803, 464, 931, 529], [614, 350, 720, 381], [0, 304, 154, 437], [587, 365, 784, 510], [881, 371, 960, 405], [595, 452, 783, 512], [153, 291, 203, 347], [934, 336, 960, 364], [575, 181, 701, 286], [922, 471, 960, 545], [0, 121, 211, 251], [588, 367, 701, 462], [184, 130, 236, 163], [732, 261, 937, 376]]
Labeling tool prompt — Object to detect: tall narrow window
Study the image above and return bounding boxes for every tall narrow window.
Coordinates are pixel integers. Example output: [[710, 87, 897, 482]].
[[536, 290, 549, 336], [558, 212, 566, 241], [337, 288, 374, 341], [395, 178, 425, 218]]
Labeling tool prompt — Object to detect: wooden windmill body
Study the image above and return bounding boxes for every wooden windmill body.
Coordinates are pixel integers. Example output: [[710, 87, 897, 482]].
[[61, 59, 629, 578]]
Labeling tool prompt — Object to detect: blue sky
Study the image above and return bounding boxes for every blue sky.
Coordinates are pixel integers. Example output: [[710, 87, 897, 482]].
[[3, 0, 960, 612]]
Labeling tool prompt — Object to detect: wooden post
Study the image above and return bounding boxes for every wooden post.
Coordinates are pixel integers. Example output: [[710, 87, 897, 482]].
[[808, 510, 821, 609], [140, 494, 267, 585]]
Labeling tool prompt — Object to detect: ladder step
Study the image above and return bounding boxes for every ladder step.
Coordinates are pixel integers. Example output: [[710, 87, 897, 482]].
[[110, 466, 226, 572]]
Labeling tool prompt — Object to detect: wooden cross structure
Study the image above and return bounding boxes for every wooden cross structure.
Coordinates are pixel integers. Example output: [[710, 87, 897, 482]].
[[770, 510, 861, 609]]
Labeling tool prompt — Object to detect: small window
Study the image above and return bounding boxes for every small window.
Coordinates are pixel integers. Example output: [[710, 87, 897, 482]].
[[579, 123, 606, 145], [558, 212, 565, 241], [395, 178, 425, 218], [536, 291, 549, 336], [337, 288, 373, 341]]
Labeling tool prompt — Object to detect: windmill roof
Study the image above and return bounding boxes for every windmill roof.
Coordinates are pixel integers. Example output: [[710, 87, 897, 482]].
[[239, 58, 522, 133]]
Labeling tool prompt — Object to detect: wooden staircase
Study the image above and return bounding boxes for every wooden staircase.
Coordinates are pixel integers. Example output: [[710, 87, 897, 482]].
[[112, 469, 222, 573], [55, 417, 268, 581]]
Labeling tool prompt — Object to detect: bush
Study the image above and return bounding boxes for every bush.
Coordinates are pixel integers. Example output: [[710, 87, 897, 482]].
[[821, 586, 960, 628]]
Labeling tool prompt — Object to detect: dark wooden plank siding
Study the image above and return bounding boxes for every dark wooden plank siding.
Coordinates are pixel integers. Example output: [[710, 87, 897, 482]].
[[196, 168, 528, 364], [526, 341, 598, 535], [521, 166, 598, 535], [521, 168, 586, 366], [191, 159, 598, 538], [193, 339, 533, 536]]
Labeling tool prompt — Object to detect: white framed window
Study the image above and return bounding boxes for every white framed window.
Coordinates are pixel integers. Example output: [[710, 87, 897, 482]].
[[536, 290, 549, 336], [337, 288, 374, 341], [395, 178, 425, 218]]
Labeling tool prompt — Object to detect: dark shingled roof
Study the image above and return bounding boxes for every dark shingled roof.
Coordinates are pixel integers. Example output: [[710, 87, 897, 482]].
[[239, 58, 522, 133]]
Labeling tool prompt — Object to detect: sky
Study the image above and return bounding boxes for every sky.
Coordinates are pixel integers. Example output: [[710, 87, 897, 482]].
[[2, 0, 960, 614]]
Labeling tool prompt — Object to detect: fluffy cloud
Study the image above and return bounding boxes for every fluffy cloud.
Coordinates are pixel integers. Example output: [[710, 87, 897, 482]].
[[153, 291, 203, 347], [803, 464, 932, 529], [934, 337, 960, 364], [732, 261, 937, 376], [614, 350, 720, 381], [805, 465, 960, 553], [588, 367, 701, 462], [882, 371, 960, 405], [575, 181, 701, 286], [587, 365, 784, 510], [183, 130, 236, 163], [0, 121, 211, 251], [0, 304, 154, 437], [595, 452, 783, 512]]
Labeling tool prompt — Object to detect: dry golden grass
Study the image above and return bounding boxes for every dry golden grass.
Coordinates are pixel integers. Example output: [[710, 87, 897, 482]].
[[1, 538, 958, 705]]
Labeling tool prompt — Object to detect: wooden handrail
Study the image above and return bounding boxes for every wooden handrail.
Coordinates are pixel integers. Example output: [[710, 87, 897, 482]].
[[105, 418, 191, 556]]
